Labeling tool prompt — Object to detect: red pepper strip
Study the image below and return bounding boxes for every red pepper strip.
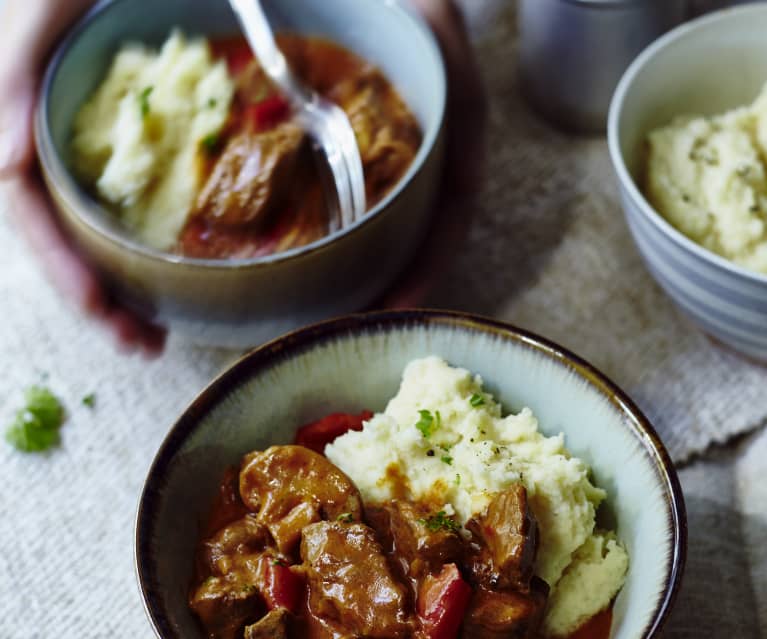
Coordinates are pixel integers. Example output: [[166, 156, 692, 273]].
[[294, 410, 373, 454], [261, 561, 304, 614], [417, 564, 473, 639], [245, 94, 291, 131]]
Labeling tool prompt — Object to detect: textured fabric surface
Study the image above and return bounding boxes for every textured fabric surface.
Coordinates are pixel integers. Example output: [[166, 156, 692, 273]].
[[0, 1, 765, 637]]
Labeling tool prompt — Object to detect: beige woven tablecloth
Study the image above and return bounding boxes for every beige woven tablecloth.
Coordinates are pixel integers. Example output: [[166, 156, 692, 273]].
[[0, 1, 765, 637]]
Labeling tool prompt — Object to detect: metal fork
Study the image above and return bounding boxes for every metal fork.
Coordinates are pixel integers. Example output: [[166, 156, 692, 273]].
[[227, 0, 367, 230]]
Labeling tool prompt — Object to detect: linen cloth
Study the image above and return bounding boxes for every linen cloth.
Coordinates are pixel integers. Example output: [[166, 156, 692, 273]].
[[0, 1, 765, 637]]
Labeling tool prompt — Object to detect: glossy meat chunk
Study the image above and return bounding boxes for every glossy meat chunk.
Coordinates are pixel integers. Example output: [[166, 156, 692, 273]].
[[189, 571, 264, 639], [466, 485, 538, 591], [301, 521, 413, 637], [368, 501, 463, 577], [193, 123, 306, 228], [243, 608, 292, 639], [201, 514, 271, 576], [460, 580, 548, 639], [239, 446, 362, 554], [279, 33, 421, 206], [329, 68, 421, 204]]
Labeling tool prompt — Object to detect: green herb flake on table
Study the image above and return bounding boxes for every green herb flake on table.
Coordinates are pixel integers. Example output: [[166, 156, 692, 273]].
[[5, 386, 65, 453]]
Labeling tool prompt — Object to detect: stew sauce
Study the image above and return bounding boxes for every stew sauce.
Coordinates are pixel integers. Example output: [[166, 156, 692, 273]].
[[179, 35, 421, 259], [190, 413, 614, 639]]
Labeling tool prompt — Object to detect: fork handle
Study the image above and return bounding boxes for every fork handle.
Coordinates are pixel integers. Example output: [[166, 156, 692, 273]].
[[227, 0, 310, 106]]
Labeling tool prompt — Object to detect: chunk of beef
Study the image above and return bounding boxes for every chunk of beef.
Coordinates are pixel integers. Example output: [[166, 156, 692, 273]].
[[201, 514, 271, 576], [367, 501, 463, 578], [189, 572, 264, 639], [243, 608, 293, 639], [301, 521, 414, 638], [466, 485, 538, 591], [460, 580, 548, 639], [329, 69, 421, 204], [239, 446, 362, 554], [194, 123, 306, 228]]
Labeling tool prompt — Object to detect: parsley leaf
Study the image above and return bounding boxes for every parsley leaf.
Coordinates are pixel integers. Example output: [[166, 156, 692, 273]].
[[415, 409, 441, 439], [415, 410, 435, 438], [455, 473, 461, 486], [5, 386, 65, 453], [207, 97, 218, 108], [440, 455, 453, 465], [25, 386, 64, 426], [469, 393, 485, 407], [138, 86, 154, 118], [337, 512, 354, 523], [418, 511, 459, 533], [82, 393, 96, 408]]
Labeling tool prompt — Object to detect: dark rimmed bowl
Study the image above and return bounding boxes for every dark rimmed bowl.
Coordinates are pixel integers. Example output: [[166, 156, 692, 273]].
[[135, 309, 686, 639], [35, 0, 445, 347]]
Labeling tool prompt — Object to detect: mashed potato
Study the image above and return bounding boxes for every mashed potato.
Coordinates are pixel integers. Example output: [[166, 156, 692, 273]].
[[325, 356, 628, 637], [645, 84, 767, 274], [71, 31, 234, 250]]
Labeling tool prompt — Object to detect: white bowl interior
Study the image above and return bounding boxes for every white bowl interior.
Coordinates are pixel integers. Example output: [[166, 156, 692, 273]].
[[614, 5, 767, 185], [137, 315, 682, 638]]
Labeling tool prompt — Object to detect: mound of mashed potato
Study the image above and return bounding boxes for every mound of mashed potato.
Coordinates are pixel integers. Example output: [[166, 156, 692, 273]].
[[71, 31, 234, 250], [325, 356, 628, 637], [645, 83, 767, 274]]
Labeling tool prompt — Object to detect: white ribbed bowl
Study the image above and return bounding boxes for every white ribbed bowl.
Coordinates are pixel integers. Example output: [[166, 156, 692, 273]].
[[608, 5, 767, 360]]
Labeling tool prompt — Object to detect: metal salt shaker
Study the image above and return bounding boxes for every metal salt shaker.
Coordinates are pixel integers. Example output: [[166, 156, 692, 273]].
[[519, 0, 688, 133]]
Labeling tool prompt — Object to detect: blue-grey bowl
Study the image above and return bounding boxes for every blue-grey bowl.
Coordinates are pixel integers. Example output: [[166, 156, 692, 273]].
[[35, 0, 445, 347], [135, 310, 686, 639], [608, 5, 767, 361]]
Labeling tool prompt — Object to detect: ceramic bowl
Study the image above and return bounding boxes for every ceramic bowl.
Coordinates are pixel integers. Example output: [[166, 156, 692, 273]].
[[35, 0, 445, 348], [608, 5, 767, 360], [135, 310, 686, 639]]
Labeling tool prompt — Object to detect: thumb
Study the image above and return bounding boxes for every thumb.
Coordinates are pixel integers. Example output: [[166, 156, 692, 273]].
[[0, 73, 35, 179]]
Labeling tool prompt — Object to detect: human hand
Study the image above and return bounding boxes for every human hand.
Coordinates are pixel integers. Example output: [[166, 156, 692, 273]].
[[0, 0, 166, 356], [382, 0, 487, 308]]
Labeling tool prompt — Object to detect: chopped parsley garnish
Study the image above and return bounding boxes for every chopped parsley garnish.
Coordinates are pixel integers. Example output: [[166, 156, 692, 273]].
[[337, 512, 354, 523], [415, 409, 441, 438], [201, 132, 221, 155], [5, 386, 65, 453], [419, 511, 459, 533], [82, 393, 96, 408], [240, 583, 258, 594], [138, 86, 154, 117], [469, 393, 485, 407], [271, 558, 286, 566], [440, 455, 453, 465], [455, 473, 461, 486], [207, 98, 218, 108]]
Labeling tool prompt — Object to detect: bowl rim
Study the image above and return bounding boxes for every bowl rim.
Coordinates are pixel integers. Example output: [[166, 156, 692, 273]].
[[607, 3, 767, 286], [34, 0, 446, 271], [134, 308, 687, 639]]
